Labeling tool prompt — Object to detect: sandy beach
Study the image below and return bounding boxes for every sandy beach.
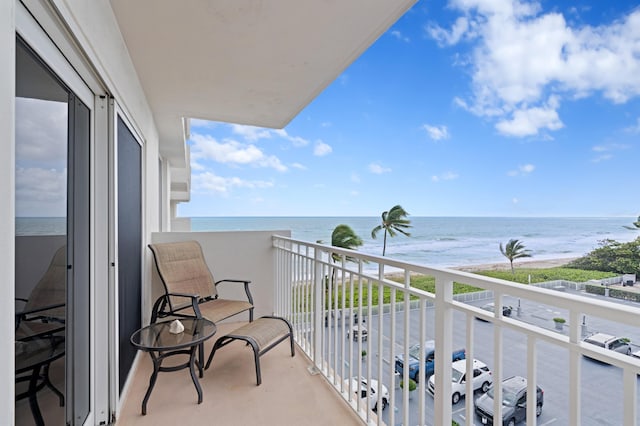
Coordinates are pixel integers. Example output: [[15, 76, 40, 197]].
[[451, 257, 579, 273]]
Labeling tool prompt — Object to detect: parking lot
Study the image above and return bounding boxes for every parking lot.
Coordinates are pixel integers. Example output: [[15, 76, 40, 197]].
[[327, 288, 640, 425]]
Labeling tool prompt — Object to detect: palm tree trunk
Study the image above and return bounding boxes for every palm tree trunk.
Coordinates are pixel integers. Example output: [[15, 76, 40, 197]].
[[383, 230, 388, 256], [510, 260, 514, 274]]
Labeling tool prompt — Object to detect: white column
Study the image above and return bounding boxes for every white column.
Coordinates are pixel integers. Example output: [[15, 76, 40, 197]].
[[0, 1, 15, 422]]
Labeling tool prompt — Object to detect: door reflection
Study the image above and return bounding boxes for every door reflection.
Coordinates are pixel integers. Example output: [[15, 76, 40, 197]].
[[15, 38, 68, 426]]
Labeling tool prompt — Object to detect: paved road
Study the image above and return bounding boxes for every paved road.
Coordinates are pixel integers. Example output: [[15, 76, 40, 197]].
[[325, 289, 640, 425]]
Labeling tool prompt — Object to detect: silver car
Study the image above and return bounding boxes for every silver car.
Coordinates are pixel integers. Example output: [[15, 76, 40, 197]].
[[583, 333, 632, 355]]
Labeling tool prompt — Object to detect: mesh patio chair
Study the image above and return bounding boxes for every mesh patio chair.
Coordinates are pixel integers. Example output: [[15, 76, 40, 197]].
[[148, 240, 254, 325], [15, 245, 66, 341]]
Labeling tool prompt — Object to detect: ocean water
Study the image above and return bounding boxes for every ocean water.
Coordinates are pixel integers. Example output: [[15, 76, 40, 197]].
[[191, 216, 639, 268], [17, 216, 638, 269]]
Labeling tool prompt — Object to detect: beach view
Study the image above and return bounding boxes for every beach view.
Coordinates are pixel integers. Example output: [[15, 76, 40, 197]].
[[8, 1, 640, 426]]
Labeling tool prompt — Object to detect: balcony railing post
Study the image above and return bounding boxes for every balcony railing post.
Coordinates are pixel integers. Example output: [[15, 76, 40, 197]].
[[313, 247, 323, 367], [569, 309, 581, 425], [434, 275, 453, 426]]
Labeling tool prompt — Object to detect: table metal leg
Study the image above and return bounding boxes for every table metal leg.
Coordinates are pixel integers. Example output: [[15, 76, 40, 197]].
[[141, 352, 161, 415], [27, 365, 45, 426], [189, 346, 203, 404]]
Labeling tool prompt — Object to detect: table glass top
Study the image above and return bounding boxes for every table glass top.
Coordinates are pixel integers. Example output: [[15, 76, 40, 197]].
[[15, 336, 65, 372], [130, 318, 216, 350]]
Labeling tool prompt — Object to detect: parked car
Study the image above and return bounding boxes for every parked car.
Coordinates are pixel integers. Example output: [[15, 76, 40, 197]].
[[324, 309, 353, 327], [345, 377, 389, 412], [346, 321, 368, 341], [583, 333, 632, 355], [477, 302, 512, 321], [394, 340, 465, 382], [427, 358, 492, 404], [475, 376, 543, 426]]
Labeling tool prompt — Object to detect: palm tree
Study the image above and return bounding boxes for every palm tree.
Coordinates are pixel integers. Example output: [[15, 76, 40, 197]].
[[330, 225, 362, 302], [371, 204, 411, 256], [499, 239, 532, 274], [330, 224, 363, 262], [318, 225, 363, 288]]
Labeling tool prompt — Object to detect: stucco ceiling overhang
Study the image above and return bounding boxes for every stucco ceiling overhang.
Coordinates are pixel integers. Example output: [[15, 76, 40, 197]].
[[110, 0, 416, 169]]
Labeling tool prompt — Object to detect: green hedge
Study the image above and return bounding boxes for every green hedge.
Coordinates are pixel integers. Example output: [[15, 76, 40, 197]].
[[609, 288, 640, 302], [585, 283, 640, 302], [585, 283, 606, 296]]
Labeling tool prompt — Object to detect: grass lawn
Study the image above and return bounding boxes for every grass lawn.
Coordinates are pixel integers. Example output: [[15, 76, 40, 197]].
[[319, 267, 617, 309], [473, 267, 617, 285]]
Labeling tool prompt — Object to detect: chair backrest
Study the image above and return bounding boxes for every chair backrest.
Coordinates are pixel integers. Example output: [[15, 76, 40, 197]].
[[148, 241, 217, 305], [23, 245, 67, 320]]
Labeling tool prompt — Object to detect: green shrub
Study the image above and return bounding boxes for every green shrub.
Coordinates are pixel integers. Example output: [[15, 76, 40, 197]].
[[553, 317, 566, 323], [567, 238, 640, 276], [609, 288, 640, 303], [585, 283, 606, 295], [400, 378, 417, 391]]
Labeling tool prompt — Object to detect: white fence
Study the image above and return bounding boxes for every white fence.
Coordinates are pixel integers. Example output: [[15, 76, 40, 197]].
[[272, 235, 640, 426]]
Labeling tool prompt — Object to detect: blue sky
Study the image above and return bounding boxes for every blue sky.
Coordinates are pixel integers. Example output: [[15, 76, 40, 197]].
[[181, 0, 640, 218]]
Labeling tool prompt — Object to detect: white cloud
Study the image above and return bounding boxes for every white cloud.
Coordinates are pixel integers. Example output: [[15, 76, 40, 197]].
[[431, 171, 459, 182], [190, 119, 217, 129], [16, 98, 67, 169], [314, 141, 333, 156], [495, 102, 563, 137], [190, 133, 287, 172], [291, 162, 307, 170], [368, 163, 392, 174], [512, 198, 519, 204], [192, 171, 273, 195], [423, 124, 451, 140], [274, 129, 310, 147], [429, 1, 640, 137], [350, 190, 359, 196], [15, 167, 67, 216], [590, 142, 628, 162], [427, 16, 469, 46], [390, 30, 411, 43], [230, 124, 274, 142], [507, 164, 535, 176], [351, 173, 361, 183], [591, 154, 612, 163]]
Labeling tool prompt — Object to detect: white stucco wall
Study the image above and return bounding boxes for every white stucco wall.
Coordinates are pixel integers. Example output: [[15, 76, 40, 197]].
[[150, 231, 292, 324]]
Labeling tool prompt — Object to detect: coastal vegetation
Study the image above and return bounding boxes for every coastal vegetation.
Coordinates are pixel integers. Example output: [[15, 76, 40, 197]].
[[477, 267, 617, 284], [321, 267, 618, 309], [371, 205, 411, 256], [566, 238, 640, 276], [329, 224, 363, 262], [499, 238, 532, 274]]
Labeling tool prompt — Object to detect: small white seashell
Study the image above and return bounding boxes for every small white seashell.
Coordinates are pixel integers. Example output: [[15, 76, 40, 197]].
[[169, 319, 185, 334]]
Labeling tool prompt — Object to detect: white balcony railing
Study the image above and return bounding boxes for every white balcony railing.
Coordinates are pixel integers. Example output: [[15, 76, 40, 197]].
[[272, 235, 640, 426]]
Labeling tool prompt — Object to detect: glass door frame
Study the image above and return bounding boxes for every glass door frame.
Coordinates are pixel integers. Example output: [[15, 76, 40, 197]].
[[16, 2, 110, 425], [108, 101, 146, 418]]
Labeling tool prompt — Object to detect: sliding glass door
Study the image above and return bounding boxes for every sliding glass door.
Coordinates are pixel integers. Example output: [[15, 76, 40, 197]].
[[15, 37, 90, 426]]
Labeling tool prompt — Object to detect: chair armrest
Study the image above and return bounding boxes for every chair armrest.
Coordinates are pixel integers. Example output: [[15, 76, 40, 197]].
[[151, 292, 202, 323], [214, 279, 254, 306], [18, 302, 65, 318]]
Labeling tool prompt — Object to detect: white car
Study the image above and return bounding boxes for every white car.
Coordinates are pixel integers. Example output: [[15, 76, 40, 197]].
[[346, 323, 368, 341], [345, 377, 389, 412], [427, 358, 492, 404], [583, 333, 632, 355]]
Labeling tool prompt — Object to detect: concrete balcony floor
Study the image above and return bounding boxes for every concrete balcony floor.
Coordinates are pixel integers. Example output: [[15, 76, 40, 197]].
[[117, 322, 362, 426]]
